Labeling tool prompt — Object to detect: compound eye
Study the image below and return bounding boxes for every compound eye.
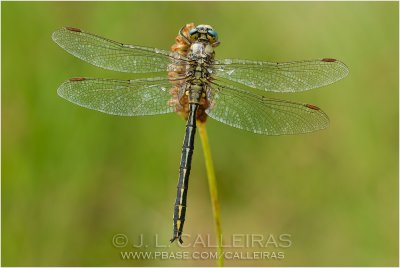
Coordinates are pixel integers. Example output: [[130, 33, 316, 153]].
[[207, 30, 218, 43], [189, 29, 199, 41]]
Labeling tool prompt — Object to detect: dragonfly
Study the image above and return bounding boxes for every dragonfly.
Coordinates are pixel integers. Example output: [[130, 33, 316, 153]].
[[52, 23, 349, 244]]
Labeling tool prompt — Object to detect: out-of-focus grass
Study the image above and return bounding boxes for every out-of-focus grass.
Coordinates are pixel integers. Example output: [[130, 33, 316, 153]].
[[1, 2, 398, 266]]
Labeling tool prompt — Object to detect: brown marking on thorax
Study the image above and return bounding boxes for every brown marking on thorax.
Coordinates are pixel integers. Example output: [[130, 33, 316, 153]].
[[168, 23, 210, 123]]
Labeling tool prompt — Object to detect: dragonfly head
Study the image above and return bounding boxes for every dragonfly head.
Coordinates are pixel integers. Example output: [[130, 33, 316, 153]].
[[189, 25, 219, 45]]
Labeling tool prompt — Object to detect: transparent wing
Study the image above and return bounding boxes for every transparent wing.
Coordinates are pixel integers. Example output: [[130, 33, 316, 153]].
[[57, 77, 175, 116], [52, 27, 188, 73], [206, 81, 329, 135], [213, 58, 349, 92]]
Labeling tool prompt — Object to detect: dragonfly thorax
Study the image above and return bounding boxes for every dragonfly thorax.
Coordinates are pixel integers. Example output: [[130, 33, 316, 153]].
[[188, 42, 215, 61], [187, 41, 215, 83]]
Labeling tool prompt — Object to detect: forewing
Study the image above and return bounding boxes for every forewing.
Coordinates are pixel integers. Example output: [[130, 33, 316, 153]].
[[58, 77, 175, 116], [214, 58, 349, 92], [206, 82, 329, 135], [52, 27, 187, 73]]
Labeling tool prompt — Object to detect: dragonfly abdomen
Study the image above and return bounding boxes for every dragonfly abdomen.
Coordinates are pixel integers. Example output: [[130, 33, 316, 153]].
[[171, 101, 199, 243]]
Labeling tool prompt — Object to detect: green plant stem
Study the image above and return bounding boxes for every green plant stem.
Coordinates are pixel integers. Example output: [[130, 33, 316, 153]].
[[198, 122, 223, 267]]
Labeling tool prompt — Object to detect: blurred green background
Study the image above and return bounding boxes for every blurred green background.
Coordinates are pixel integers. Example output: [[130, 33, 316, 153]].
[[1, 1, 398, 266]]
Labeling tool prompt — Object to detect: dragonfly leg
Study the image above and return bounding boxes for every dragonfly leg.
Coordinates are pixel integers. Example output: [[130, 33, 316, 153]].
[[179, 25, 191, 45]]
